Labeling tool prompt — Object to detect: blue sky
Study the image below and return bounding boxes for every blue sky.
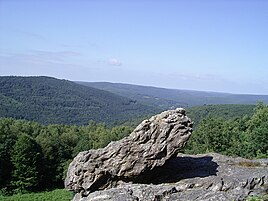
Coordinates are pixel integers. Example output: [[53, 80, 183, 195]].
[[0, 0, 268, 94]]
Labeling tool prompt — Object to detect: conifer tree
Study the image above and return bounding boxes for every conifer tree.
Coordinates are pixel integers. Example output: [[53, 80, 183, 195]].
[[11, 134, 43, 193]]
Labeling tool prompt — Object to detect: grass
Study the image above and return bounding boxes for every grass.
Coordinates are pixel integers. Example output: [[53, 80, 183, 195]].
[[0, 189, 73, 201], [247, 195, 268, 201]]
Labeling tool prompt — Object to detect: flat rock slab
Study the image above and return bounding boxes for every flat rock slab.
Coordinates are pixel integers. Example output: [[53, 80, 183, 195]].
[[65, 108, 193, 197], [74, 153, 268, 201]]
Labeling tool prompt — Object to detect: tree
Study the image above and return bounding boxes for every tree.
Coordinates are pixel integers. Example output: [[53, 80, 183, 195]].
[[35, 126, 63, 188], [11, 134, 43, 193], [110, 126, 132, 141], [244, 103, 268, 158], [0, 118, 17, 193], [184, 103, 268, 159], [185, 117, 228, 154]]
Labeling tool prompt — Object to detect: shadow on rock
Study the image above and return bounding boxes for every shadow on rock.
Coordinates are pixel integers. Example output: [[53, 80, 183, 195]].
[[134, 156, 219, 184]]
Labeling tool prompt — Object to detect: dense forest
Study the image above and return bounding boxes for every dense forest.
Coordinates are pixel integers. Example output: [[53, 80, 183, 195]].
[[1, 76, 266, 127], [184, 103, 268, 158], [0, 76, 157, 125], [0, 103, 267, 196], [0, 76, 268, 126], [0, 119, 132, 195], [186, 104, 255, 128]]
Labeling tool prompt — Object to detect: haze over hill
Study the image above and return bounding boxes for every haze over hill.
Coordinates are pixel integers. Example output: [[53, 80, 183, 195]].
[[77, 81, 268, 108]]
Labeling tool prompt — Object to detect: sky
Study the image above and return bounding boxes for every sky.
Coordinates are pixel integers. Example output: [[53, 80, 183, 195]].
[[0, 0, 268, 95]]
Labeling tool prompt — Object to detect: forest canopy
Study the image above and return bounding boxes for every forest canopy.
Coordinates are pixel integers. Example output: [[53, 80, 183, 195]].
[[184, 102, 268, 158]]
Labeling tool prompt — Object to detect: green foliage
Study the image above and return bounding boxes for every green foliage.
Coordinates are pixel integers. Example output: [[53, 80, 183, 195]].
[[0, 100, 267, 196], [242, 103, 268, 158], [10, 134, 43, 193], [0, 118, 134, 195], [184, 103, 268, 159], [0, 119, 17, 190], [185, 117, 226, 153], [0, 76, 157, 126], [246, 194, 268, 201], [0, 189, 73, 201], [186, 104, 255, 128], [1, 75, 267, 126]]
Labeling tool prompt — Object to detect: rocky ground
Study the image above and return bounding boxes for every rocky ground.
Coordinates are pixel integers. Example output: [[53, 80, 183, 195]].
[[65, 109, 268, 201], [74, 153, 268, 201]]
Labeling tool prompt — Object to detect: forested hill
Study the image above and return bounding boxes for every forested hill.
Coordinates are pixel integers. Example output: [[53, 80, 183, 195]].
[[186, 104, 255, 128], [0, 76, 157, 125], [1, 76, 265, 126], [77, 81, 268, 108]]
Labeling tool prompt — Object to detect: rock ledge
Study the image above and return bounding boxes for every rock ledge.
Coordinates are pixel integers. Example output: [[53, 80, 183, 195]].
[[73, 153, 268, 201], [65, 108, 193, 198]]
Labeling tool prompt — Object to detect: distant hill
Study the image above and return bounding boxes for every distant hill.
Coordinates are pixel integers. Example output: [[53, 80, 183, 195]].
[[1, 77, 265, 126], [77, 82, 268, 108], [0, 76, 158, 125], [186, 104, 255, 128]]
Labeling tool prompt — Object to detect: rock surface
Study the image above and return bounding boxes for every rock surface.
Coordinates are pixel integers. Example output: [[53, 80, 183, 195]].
[[74, 153, 268, 201], [65, 108, 193, 197], [65, 108, 268, 200]]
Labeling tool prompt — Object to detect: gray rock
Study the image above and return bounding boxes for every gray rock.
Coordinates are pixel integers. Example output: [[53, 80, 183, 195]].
[[65, 108, 268, 201], [65, 108, 193, 197], [74, 153, 268, 201]]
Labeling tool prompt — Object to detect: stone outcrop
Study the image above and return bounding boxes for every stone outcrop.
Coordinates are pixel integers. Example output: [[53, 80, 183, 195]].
[[73, 153, 268, 201], [65, 108, 193, 198], [65, 108, 268, 201]]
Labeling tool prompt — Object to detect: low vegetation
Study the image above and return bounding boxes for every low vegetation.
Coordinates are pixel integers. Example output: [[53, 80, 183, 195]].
[[0, 189, 72, 201], [246, 194, 268, 201]]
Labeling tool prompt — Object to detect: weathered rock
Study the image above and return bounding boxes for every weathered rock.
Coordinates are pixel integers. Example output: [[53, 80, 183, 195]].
[[75, 153, 268, 201], [65, 108, 193, 197], [66, 108, 268, 201]]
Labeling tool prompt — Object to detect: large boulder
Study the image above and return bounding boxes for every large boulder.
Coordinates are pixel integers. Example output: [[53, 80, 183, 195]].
[[65, 108, 193, 197], [72, 153, 268, 201]]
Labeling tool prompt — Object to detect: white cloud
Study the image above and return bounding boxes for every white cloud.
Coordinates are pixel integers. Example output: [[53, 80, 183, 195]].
[[108, 58, 122, 66]]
